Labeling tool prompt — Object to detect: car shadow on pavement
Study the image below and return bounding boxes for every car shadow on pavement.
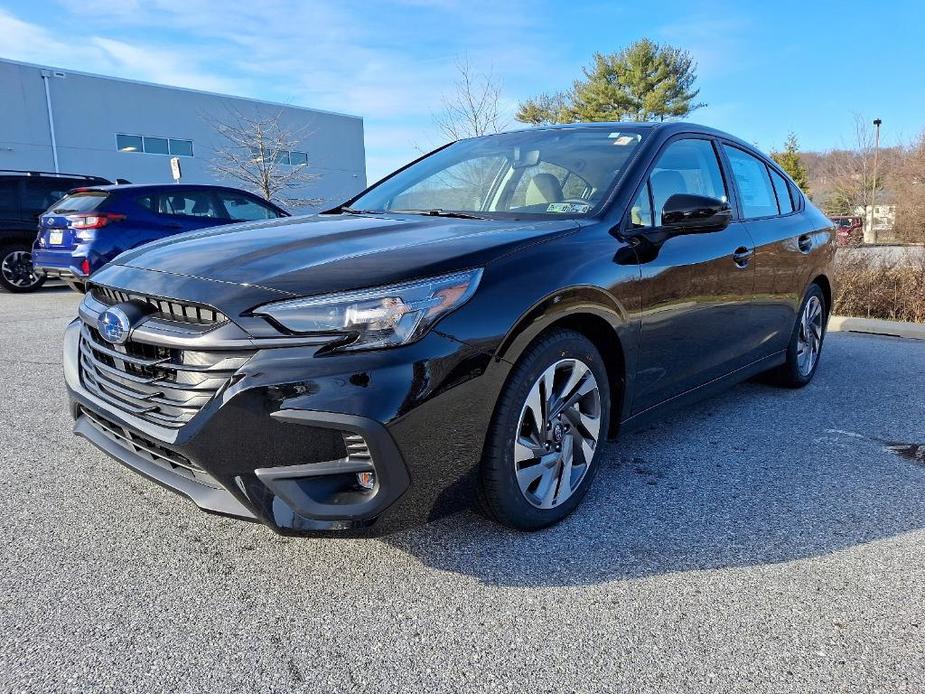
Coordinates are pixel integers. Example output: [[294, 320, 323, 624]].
[[384, 376, 925, 587]]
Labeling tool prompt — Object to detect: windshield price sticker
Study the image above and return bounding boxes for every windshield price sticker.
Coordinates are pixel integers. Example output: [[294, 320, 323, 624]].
[[547, 202, 591, 214]]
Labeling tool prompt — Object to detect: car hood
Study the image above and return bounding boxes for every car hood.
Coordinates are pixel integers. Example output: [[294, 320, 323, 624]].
[[110, 213, 580, 296]]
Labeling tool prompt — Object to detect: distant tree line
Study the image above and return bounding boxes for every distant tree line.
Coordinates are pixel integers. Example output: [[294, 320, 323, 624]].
[[786, 117, 925, 242]]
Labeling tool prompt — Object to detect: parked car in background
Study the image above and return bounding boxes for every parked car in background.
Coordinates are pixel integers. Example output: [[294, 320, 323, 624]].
[[66, 122, 834, 536], [0, 170, 111, 292], [33, 184, 289, 292], [831, 215, 863, 246]]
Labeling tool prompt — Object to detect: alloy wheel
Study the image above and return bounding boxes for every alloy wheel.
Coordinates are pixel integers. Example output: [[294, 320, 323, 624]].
[[797, 295, 824, 376], [514, 358, 602, 509], [1, 250, 42, 289]]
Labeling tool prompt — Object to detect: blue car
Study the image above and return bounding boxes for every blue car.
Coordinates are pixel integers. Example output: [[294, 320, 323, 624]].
[[33, 183, 288, 291]]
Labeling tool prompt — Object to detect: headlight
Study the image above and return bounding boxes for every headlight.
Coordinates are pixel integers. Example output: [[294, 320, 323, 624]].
[[254, 268, 483, 350]]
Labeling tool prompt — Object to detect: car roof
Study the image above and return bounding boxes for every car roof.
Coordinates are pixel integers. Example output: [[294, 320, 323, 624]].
[[62, 183, 288, 213], [81, 183, 256, 193], [481, 120, 755, 149], [0, 169, 110, 183]]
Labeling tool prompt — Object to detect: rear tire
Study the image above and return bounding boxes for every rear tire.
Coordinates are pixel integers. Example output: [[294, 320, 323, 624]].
[[0, 244, 46, 293], [766, 283, 827, 388], [479, 329, 610, 530]]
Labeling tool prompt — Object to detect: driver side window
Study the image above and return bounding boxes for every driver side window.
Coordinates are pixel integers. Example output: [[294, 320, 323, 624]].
[[649, 139, 727, 226]]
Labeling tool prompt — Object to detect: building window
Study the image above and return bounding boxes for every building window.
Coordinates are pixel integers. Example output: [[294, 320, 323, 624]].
[[143, 136, 169, 155], [250, 147, 307, 166], [116, 134, 143, 153], [169, 139, 194, 157], [116, 133, 194, 157]]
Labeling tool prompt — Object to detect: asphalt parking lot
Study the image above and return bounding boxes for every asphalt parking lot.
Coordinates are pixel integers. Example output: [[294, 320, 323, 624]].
[[1, 288, 924, 693]]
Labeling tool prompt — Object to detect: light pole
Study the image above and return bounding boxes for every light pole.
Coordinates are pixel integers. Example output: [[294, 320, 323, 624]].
[[40, 69, 66, 174], [868, 117, 882, 244]]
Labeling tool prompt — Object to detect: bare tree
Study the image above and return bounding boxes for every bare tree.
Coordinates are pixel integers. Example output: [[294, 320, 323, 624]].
[[818, 114, 889, 216], [433, 58, 507, 141], [208, 107, 321, 209], [892, 130, 925, 242]]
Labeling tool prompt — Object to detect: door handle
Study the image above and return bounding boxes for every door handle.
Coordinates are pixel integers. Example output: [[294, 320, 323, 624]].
[[798, 234, 813, 253], [732, 246, 754, 268]]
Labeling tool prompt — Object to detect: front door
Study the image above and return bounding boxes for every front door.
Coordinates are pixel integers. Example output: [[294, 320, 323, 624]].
[[628, 136, 758, 415]]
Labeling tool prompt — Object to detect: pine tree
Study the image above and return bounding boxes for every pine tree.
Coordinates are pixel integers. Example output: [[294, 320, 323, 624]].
[[771, 133, 811, 194], [515, 39, 704, 125], [514, 93, 569, 126]]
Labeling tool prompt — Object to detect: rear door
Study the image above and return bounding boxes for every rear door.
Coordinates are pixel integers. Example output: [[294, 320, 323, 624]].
[[719, 144, 808, 355], [630, 136, 759, 414]]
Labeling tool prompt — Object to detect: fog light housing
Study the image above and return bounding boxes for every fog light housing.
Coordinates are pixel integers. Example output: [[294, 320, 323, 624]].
[[356, 471, 376, 490]]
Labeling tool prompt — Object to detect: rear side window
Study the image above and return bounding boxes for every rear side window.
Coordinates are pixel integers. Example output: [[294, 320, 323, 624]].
[[217, 192, 281, 221], [788, 181, 802, 209], [768, 168, 794, 214], [50, 192, 109, 213], [155, 191, 222, 217], [722, 146, 778, 219]]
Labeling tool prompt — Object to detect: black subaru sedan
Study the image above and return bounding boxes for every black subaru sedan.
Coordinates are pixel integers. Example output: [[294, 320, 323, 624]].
[[64, 122, 834, 535]]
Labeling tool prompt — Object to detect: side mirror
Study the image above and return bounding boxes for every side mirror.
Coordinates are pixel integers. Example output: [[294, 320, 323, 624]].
[[661, 193, 732, 233]]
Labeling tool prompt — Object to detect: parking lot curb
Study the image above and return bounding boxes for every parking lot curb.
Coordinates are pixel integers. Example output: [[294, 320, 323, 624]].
[[829, 316, 925, 340]]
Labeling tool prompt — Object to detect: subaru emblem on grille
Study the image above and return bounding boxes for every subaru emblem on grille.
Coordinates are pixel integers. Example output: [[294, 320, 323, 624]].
[[97, 306, 132, 344]]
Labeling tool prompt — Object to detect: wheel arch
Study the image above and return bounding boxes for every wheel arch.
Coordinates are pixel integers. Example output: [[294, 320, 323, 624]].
[[810, 273, 832, 315], [494, 286, 632, 439]]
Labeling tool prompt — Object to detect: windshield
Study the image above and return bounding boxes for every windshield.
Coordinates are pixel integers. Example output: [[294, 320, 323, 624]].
[[350, 127, 646, 218], [51, 191, 109, 213]]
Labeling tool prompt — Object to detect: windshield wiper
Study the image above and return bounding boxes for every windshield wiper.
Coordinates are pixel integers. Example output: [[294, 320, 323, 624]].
[[337, 206, 382, 215], [393, 208, 485, 220]]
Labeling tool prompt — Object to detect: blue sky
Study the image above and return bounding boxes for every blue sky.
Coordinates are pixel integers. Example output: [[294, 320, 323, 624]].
[[2, 0, 924, 182]]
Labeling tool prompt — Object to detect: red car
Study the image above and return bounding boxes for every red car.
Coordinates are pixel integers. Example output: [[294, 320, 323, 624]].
[[831, 215, 863, 246]]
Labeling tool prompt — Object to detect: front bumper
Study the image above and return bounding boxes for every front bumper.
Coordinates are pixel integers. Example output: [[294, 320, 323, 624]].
[[64, 307, 507, 535]]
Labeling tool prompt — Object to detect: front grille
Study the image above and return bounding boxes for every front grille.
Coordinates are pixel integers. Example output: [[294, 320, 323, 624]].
[[79, 324, 253, 428], [82, 407, 221, 489], [91, 285, 227, 325]]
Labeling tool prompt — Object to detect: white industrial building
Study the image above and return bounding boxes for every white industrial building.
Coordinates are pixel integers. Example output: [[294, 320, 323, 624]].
[[0, 58, 367, 211]]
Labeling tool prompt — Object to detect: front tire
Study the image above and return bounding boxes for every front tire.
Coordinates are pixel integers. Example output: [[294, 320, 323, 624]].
[[479, 329, 610, 530], [767, 284, 827, 388], [0, 244, 46, 293]]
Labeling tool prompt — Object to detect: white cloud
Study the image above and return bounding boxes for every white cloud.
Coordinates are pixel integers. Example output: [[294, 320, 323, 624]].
[[2, 1, 574, 180], [0, 8, 245, 93]]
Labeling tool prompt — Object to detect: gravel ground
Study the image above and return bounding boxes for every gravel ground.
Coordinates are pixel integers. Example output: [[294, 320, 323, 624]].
[[1, 288, 924, 693]]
